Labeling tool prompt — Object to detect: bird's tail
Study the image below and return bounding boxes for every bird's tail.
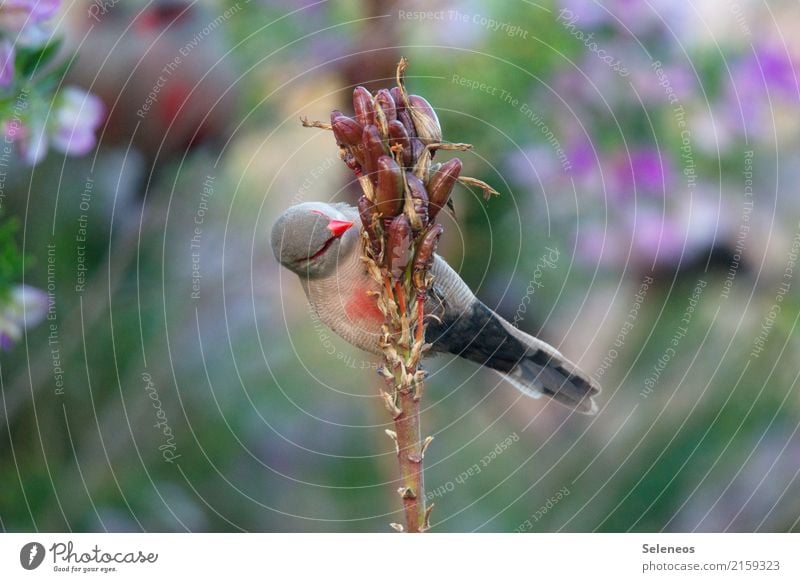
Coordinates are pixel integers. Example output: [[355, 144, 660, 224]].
[[427, 297, 600, 414], [495, 317, 600, 415]]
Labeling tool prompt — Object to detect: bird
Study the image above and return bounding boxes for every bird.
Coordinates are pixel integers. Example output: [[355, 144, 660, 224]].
[[271, 201, 600, 414]]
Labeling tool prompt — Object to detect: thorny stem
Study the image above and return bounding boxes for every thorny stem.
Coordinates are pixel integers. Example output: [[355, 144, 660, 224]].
[[393, 378, 426, 532]]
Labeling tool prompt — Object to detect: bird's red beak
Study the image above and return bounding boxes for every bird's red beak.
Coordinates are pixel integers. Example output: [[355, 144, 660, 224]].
[[327, 219, 354, 238], [310, 209, 354, 238]]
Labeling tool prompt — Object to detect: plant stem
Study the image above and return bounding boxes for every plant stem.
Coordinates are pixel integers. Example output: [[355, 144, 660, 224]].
[[393, 386, 425, 532], [378, 270, 431, 533]]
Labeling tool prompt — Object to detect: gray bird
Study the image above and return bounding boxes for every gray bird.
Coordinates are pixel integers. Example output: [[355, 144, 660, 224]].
[[271, 202, 600, 414]]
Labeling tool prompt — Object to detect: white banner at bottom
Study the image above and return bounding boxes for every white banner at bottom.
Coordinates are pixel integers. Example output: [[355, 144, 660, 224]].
[[0, 533, 797, 581]]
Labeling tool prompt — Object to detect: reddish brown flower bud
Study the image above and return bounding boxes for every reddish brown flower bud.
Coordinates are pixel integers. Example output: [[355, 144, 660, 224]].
[[412, 223, 444, 290], [330, 111, 363, 147], [353, 86, 375, 127], [405, 171, 429, 229], [398, 109, 417, 138], [375, 89, 397, 122], [358, 195, 382, 256], [374, 156, 404, 217], [409, 137, 425, 166], [385, 214, 412, 280], [390, 86, 407, 110], [427, 158, 462, 221], [387, 120, 412, 167], [407, 94, 442, 145], [361, 124, 387, 181]]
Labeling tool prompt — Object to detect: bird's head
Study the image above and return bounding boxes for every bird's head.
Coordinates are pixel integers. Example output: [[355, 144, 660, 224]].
[[270, 202, 357, 278]]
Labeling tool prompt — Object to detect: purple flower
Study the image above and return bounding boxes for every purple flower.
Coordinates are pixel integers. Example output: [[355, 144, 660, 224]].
[[0, 39, 14, 88], [0, 284, 47, 351], [50, 86, 105, 155], [610, 147, 671, 199], [753, 45, 798, 97], [0, 0, 60, 33], [564, 133, 601, 187], [725, 44, 800, 140]]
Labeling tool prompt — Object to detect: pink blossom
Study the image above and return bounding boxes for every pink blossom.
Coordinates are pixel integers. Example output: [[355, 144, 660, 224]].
[[4, 86, 104, 165], [50, 86, 105, 155], [0, 0, 60, 32]]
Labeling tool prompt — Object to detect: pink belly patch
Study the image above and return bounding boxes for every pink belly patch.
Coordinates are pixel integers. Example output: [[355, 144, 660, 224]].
[[345, 290, 385, 326]]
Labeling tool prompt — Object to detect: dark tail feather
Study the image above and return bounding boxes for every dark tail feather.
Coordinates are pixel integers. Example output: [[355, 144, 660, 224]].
[[428, 299, 600, 414], [494, 314, 600, 415], [500, 347, 599, 414]]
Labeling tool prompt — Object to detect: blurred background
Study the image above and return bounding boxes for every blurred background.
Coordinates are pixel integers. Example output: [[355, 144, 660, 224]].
[[1, 0, 799, 532]]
